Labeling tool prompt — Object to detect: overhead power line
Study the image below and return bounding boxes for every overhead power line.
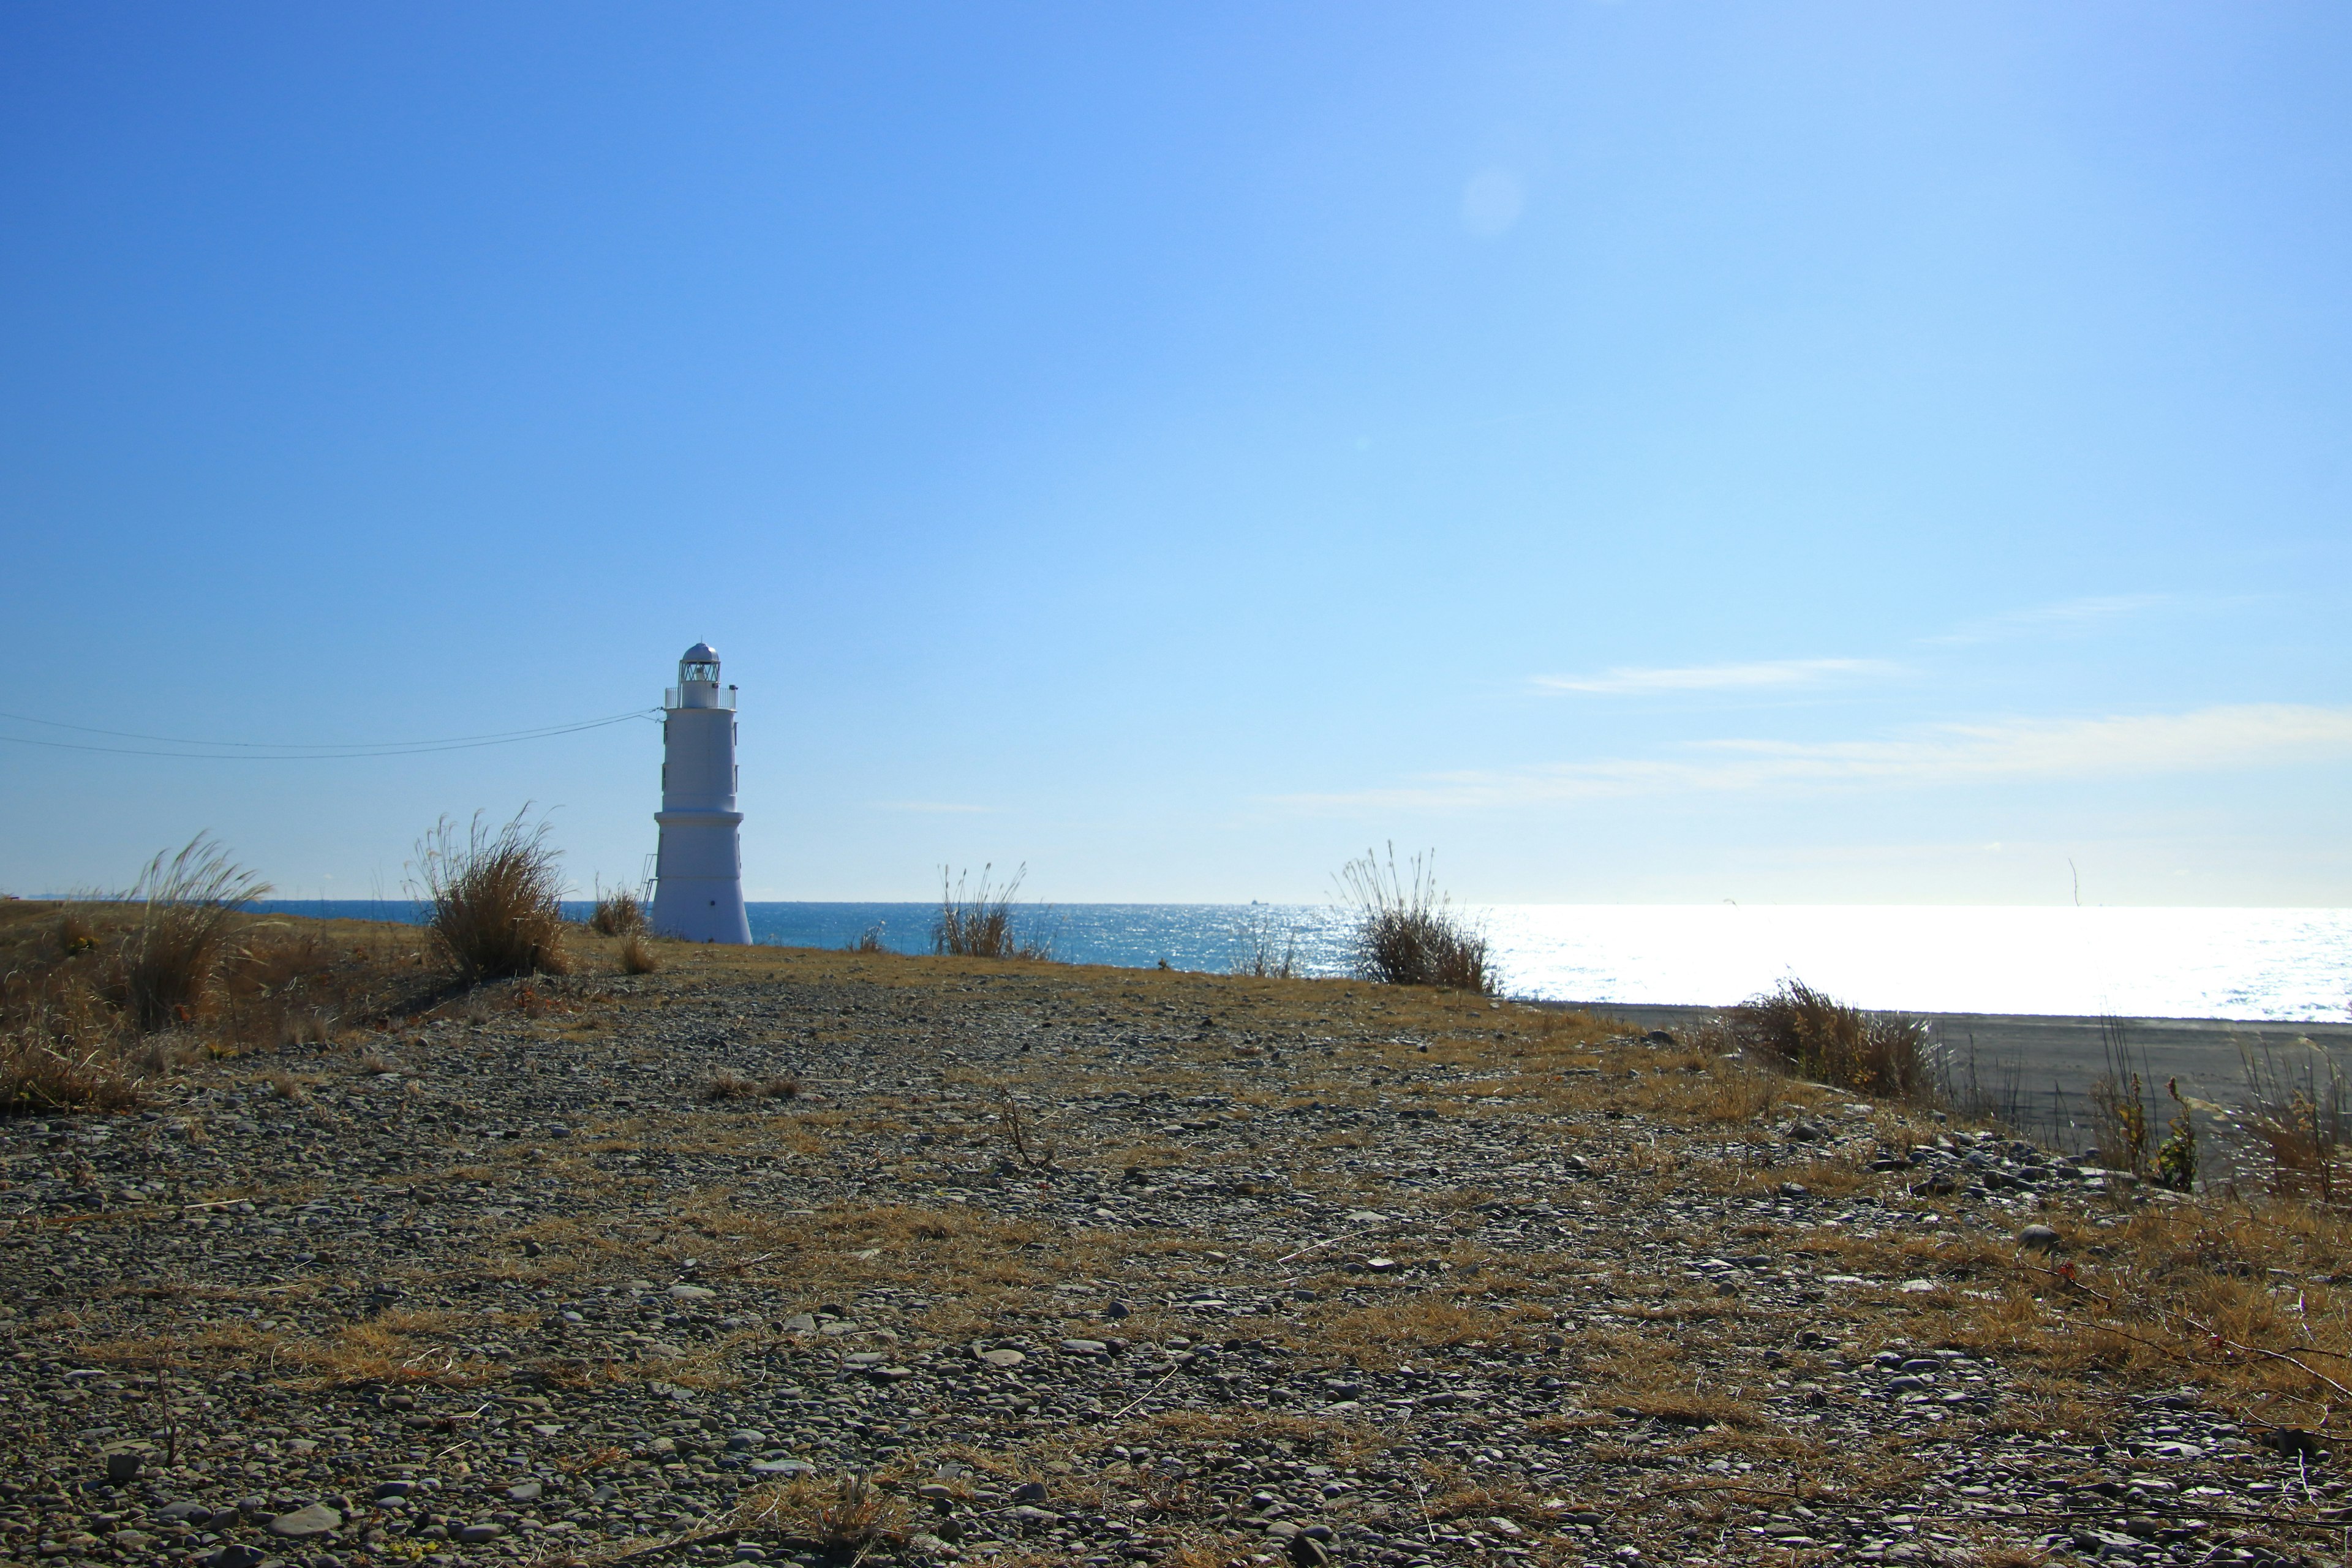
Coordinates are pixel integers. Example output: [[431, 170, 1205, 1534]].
[[0, 707, 659, 761]]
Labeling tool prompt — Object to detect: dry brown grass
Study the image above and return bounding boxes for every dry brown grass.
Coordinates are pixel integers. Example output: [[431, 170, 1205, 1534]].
[[703, 1069, 799, 1101], [1337, 844, 1494, 993], [934, 864, 1054, 960], [587, 886, 647, 936], [733, 1472, 912, 1548], [0, 1025, 146, 1114], [618, 932, 661, 974], [1303, 1294, 1547, 1367], [1725, 978, 1933, 1101], [119, 834, 271, 1031], [411, 809, 570, 981], [2239, 1037, 2350, 1202]]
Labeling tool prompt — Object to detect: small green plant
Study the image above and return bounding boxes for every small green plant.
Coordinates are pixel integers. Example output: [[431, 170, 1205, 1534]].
[[2154, 1076, 2197, 1191], [1335, 844, 1493, 993]]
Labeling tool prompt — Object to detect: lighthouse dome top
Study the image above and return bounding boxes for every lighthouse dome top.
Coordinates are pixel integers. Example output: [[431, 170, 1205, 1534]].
[[680, 642, 720, 666]]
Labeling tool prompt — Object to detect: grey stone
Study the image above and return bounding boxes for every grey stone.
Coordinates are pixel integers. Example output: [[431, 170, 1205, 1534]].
[[2018, 1224, 2064, 1251], [504, 1482, 541, 1502], [456, 1523, 503, 1544], [266, 1505, 342, 1539]]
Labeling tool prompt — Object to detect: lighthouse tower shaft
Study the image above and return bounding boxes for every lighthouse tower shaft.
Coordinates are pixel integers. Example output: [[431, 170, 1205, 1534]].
[[650, 645, 751, 944]]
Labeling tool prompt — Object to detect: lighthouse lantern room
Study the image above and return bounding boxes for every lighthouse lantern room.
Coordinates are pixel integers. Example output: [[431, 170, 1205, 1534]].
[[650, 641, 752, 943]]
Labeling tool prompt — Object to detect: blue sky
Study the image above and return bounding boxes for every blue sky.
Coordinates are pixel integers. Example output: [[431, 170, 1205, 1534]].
[[2, 3, 2346, 906]]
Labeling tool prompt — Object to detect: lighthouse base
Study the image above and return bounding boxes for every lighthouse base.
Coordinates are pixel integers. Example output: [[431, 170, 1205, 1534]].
[[650, 810, 752, 944]]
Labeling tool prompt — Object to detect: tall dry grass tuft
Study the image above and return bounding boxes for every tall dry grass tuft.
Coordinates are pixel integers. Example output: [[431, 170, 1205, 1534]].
[[119, 835, 271, 1031], [587, 885, 646, 936], [0, 1005, 145, 1115], [617, 933, 661, 974], [55, 910, 99, 957], [1336, 844, 1494, 993], [1728, 978, 1932, 1102], [933, 864, 1053, 960], [2087, 1014, 2154, 1176], [2240, 1038, 2350, 1204], [410, 810, 570, 982]]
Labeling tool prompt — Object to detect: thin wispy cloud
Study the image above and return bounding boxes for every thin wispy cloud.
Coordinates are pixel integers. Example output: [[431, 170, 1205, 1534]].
[[1281, 703, 2352, 813], [1532, 657, 1893, 696], [1921, 594, 2179, 647]]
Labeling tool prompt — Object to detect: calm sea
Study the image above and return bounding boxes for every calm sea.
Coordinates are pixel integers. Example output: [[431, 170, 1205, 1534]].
[[257, 900, 2351, 1023]]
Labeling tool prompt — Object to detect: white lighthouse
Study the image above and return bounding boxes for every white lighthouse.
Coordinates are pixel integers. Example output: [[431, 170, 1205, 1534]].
[[650, 643, 752, 944]]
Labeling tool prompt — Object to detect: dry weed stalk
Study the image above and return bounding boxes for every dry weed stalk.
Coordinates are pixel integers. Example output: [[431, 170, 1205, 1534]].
[[1229, 907, 1300, 979], [618, 933, 661, 974], [994, 1087, 1057, 1170], [2087, 1014, 2153, 1177]]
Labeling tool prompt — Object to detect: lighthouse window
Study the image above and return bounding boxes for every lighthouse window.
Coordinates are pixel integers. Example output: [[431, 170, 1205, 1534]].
[[684, 660, 720, 684]]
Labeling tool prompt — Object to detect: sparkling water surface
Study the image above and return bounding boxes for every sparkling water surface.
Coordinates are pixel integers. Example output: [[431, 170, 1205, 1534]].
[[260, 900, 2350, 1022]]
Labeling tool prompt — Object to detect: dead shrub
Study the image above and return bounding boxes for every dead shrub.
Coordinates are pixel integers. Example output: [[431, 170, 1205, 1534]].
[[706, 1069, 757, 1101], [119, 834, 270, 1031], [410, 809, 570, 982], [1729, 978, 1931, 1102], [934, 864, 1054, 960], [1336, 845, 1494, 994], [844, 922, 888, 954], [0, 1027, 144, 1115], [618, 933, 660, 974]]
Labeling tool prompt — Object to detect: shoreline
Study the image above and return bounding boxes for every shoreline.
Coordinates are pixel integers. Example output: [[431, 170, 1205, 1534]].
[[1551, 999, 2352, 1145]]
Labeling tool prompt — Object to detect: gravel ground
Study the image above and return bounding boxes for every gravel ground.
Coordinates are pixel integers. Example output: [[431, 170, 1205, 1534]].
[[0, 939, 2335, 1568]]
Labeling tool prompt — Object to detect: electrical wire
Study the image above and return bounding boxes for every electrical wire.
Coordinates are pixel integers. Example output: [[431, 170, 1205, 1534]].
[[0, 705, 657, 750], [0, 708, 659, 761]]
